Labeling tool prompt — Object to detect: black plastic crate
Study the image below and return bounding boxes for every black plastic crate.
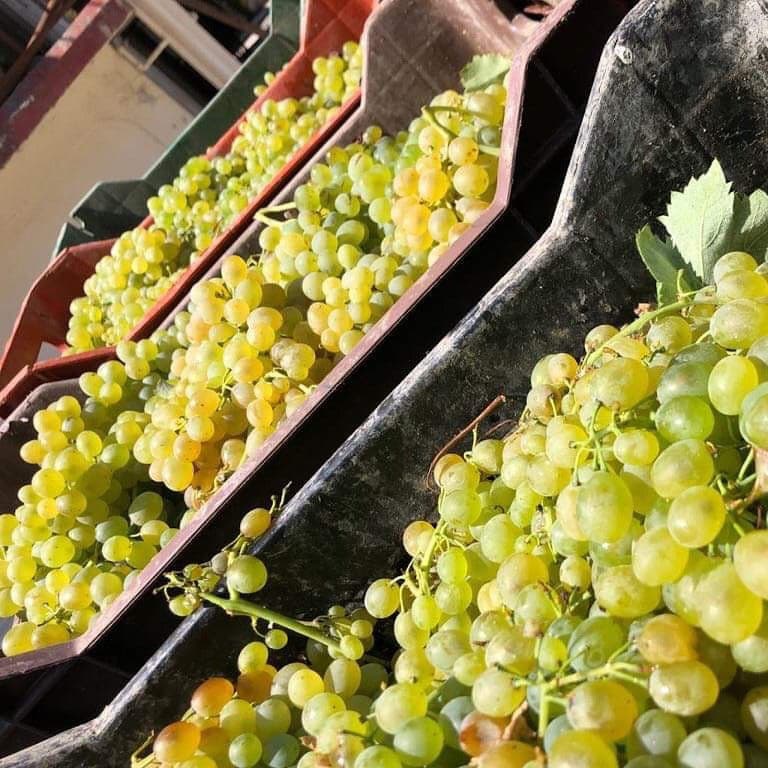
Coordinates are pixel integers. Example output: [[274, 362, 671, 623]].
[[0, 0, 634, 759]]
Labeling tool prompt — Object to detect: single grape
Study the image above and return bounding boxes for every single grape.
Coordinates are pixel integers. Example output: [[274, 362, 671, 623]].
[[677, 727, 744, 768]]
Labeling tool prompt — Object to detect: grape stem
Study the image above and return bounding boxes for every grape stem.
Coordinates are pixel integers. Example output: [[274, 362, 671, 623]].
[[420, 517, 447, 575], [584, 298, 693, 368], [587, 408, 608, 471], [421, 106, 502, 156], [738, 448, 755, 482], [532, 659, 647, 736], [199, 592, 344, 654], [254, 203, 297, 226], [258, 201, 298, 214], [129, 733, 156, 768], [426, 394, 506, 490]]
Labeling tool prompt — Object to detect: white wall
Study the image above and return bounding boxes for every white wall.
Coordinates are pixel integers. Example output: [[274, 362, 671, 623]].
[[0, 43, 193, 343]]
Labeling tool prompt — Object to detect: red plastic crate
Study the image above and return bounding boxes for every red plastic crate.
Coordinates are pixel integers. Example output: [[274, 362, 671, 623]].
[[0, 0, 376, 393]]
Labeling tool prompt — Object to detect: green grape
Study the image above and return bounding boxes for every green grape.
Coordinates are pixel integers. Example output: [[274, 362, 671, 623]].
[[733, 615, 768, 673], [324, 658, 362, 699], [650, 439, 714, 498], [549, 730, 618, 768], [710, 298, 768, 350], [302, 692, 345, 736], [567, 616, 626, 672], [695, 561, 763, 644], [39, 535, 75, 568], [497, 553, 548, 608], [220, 697, 257, 738], [229, 733, 263, 768], [559, 555, 591, 590], [628, 709, 686, 760], [714, 251, 758, 282], [354, 745, 401, 768], [471, 667, 525, 717], [742, 391, 768, 447], [576, 471, 633, 543], [470, 439, 504, 474], [708, 355, 759, 415], [657, 361, 713, 403], [613, 429, 660, 466], [425, 629, 470, 672], [287, 668, 324, 708], [742, 687, 768, 750], [373, 683, 427, 734], [262, 733, 300, 768], [484, 626, 535, 675], [655, 396, 714, 441], [649, 660, 719, 716], [365, 579, 399, 619], [661, 550, 715, 625], [589, 356, 649, 410], [102, 534, 132, 562], [265, 629, 288, 650], [595, 565, 660, 618], [667, 485, 725, 547], [340, 634, 364, 660], [636, 613, 697, 664], [647, 315, 693, 353], [440, 489, 482, 527], [677, 727, 744, 768], [392, 716, 443, 766], [631, 527, 688, 586], [411, 594, 441, 630], [2, 621, 35, 656], [566, 679, 638, 741], [734, 531, 768, 599], [227, 555, 268, 594]]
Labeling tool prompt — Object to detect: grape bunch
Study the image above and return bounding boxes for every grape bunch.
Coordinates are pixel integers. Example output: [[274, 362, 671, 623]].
[[132, 634, 389, 768], [132, 501, 382, 768], [66, 42, 363, 352], [134, 167, 768, 768], [0, 334, 190, 655], [0, 58, 509, 657], [126, 79, 507, 501], [255, 85, 504, 355]]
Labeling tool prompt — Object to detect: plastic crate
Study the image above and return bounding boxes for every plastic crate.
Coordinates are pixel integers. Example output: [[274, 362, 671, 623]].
[[51, 0, 302, 255], [0, 0, 376, 391], [0, 0, 633, 757]]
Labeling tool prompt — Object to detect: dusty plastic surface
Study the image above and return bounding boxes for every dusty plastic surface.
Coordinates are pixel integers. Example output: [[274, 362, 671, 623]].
[[0, 0, 632, 756], [0, 0, 375, 391], [52, 0, 301, 254], [0, 0, 763, 763]]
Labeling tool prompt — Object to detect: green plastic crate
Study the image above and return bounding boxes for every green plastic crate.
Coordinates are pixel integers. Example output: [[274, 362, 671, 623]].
[[53, 0, 301, 255]]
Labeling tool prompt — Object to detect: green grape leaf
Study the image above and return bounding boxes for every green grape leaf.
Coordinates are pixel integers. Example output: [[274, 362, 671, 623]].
[[658, 159, 736, 283], [733, 189, 768, 261], [635, 224, 696, 305], [460, 54, 511, 92]]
